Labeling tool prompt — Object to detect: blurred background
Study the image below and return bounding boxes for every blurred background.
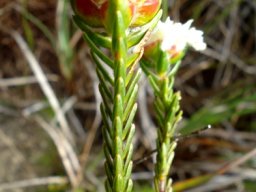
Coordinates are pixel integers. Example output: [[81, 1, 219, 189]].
[[0, 0, 255, 191]]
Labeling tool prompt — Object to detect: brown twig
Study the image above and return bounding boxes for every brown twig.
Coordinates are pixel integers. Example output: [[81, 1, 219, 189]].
[[10, 30, 74, 144], [76, 46, 102, 187], [35, 116, 80, 188], [0, 176, 68, 191], [217, 147, 256, 175]]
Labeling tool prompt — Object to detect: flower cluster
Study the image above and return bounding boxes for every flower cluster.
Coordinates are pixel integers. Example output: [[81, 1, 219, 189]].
[[143, 17, 206, 64]]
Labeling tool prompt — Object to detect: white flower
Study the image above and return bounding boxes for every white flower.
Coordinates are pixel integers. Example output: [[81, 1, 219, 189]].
[[147, 17, 206, 52]]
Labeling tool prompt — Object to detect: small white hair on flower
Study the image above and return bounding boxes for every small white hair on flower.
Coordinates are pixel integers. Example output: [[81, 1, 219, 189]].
[[147, 17, 206, 52]]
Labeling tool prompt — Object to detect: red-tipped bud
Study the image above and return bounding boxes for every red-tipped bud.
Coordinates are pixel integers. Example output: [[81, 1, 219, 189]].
[[71, 0, 108, 27], [71, 0, 161, 28], [132, 0, 161, 26]]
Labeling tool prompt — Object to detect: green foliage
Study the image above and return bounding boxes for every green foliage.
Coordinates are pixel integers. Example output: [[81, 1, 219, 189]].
[[161, 0, 169, 21], [180, 82, 256, 136], [19, 6, 56, 50], [73, 1, 162, 191], [47, 185, 68, 192], [21, 0, 35, 49], [20, 0, 74, 79], [193, 0, 242, 34], [139, 1, 184, 189], [56, 0, 74, 80], [134, 184, 155, 192], [244, 180, 256, 192], [141, 50, 182, 192], [173, 174, 213, 192]]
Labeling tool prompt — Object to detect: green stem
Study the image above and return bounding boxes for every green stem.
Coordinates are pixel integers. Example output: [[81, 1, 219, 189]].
[[73, 1, 162, 191], [56, 0, 73, 79], [161, 0, 169, 21], [140, 35, 182, 192], [152, 77, 182, 192], [102, 1, 139, 191]]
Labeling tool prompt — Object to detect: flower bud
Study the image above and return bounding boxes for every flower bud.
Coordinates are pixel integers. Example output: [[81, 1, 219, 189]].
[[71, 0, 161, 28], [132, 0, 162, 26], [71, 0, 108, 27]]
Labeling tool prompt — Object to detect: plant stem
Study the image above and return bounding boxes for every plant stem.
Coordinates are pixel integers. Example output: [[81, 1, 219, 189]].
[[101, 1, 139, 191], [161, 0, 169, 21], [73, 1, 162, 191], [56, 0, 73, 80], [153, 76, 182, 192]]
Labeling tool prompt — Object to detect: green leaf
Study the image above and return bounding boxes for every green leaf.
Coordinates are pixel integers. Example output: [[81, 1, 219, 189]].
[[106, 0, 130, 33], [113, 93, 124, 124], [127, 10, 163, 48], [105, 179, 113, 192], [148, 75, 160, 96], [159, 143, 167, 173], [155, 97, 165, 115], [100, 104, 113, 137], [19, 6, 55, 49], [73, 15, 111, 48], [157, 50, 169, 75], [104, 143, 114, 168], [123, 85, 138, 122], [99, 86, 112, 115], [162, 78, 169, 103], [103, 126, 113, 158], [97, 69, 112, 100], [105, 162, 114, 185], [167, 144, 176, 167], [123, 162, 133, 191], [123, 125, 135, 159], [125, 179, 133, 192], [167, 61, 181, 78], [173, 174, 214, 192], [165, 95, 179, 129], [125, 70, 141, 102], [180, 92, 256, 136], [134, 184, 154, 192], [123, 104, 137, 139], [124, 143, 133, 172], [57, 0, 73, 79], [126, 52, 140, 68], [244, 180, 256, 192], [126, 65, 141, 88], [114, 117, 123, 154], [112, 11, 127, 81], [83, 33, 113, 68], [154, 101, 165, 130], [114, 159, 124, 191], [92, 52, 114, 85]]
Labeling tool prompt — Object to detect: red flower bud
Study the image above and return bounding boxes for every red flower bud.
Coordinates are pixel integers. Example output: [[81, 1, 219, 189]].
[[71, 0, 108, 27], [71, 0, 161, 28], [132, 0, 161, 26]]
